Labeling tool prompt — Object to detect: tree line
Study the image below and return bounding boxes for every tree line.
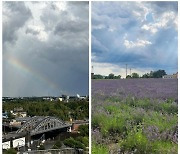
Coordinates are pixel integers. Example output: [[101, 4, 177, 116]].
[[3, 99, 89, 121], [92, 70, 167, 79], [92, 73, 121, 79]]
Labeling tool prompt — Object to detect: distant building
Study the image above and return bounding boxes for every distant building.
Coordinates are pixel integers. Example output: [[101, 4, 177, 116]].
[[61, 95, 70, 103], [14, 107, 24, 112], [2, 133, 25, 150], [12, 107, 27, 118], [15, 117, 31, 124], [2, 112, 8, 119], [71, 120, 89, 132], [58, 97, 63, 101], [163, 75, 174, 79], [9, 119, 21, 127], [77, 94, 87, 100], [43, 97, 54, 101], [173, 72, 178, 78], [163, 72, 178, 79]]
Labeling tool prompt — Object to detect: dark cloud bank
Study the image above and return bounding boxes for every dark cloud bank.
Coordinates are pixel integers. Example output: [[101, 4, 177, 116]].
[[3, 1, 89, 97]]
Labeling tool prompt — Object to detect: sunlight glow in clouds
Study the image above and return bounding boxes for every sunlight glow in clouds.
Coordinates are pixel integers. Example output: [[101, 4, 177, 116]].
[[124, 39, 152, 48], [92, 2, 178, 77]]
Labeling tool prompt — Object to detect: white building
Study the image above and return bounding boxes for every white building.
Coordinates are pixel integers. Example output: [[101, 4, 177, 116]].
[[163, 73, 178, 79]]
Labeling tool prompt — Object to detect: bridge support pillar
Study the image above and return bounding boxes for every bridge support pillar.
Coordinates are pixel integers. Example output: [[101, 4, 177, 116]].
[[10, 137, 13, 148], [25, 131, 31, 150]]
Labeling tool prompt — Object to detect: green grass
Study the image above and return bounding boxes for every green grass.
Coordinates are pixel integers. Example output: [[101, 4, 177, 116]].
[[92, 96, 177, 154], [119, 127, 150, 153], [143, 111, 177, 131], [92, 143, 108, 154], [151, 140, 178, 154]]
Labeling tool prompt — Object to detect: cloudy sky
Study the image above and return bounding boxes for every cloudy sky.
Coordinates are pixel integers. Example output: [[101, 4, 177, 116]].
[[92, 2, 178, 78], [3, 2, 89, 97]]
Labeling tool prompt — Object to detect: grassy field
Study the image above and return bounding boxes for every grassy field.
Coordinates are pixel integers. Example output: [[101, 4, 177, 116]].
[[92, 79, 178, 154]]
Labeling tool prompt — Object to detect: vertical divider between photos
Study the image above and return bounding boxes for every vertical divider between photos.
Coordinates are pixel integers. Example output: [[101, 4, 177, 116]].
[[89, 1, 92, 153], [178, 1, 180, 153], [0, 0, 2, 151]]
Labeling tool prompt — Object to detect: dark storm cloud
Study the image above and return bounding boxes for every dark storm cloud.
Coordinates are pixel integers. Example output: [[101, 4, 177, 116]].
[[54, 19, 88, 34], [3, 2, 32, 45], [3, 2, 89, 97]]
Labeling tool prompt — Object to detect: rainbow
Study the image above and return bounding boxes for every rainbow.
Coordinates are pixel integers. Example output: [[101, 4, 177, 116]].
[[5, 54, 60, 95]]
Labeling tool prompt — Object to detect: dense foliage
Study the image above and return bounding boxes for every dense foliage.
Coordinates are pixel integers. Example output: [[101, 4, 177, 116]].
[[52, 125, 89, 150], [63, 136, 89, 150], [92, 69, 167, 79], [92, 79, 178, 153], [3, 99, 89, 121], [142, 70, 167, 78], [78, 125, 89, 136], [128, 70, 167, 78], [93, 73, 121, 79], [93, 74, 104, 79], [4, 148, 17, 154], [52, 140, 62, 149]]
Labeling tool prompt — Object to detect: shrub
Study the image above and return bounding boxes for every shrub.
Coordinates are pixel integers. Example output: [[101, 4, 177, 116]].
[[151, 140, 178, 153], [120, 127, 150, 153], [4, 148, 17, 154], [64, 137, 86, 150], [92, 143, 108, 154], [76, 136, 89, 147], [78, 125, 89, 136], [53, 140, 62, 149]]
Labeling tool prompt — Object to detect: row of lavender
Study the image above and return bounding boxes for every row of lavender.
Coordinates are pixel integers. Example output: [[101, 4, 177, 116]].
[[92, 79, 178, 100]]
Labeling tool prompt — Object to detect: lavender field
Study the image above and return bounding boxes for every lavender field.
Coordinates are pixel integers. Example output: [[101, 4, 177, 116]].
[[92, 79, 178, 154]]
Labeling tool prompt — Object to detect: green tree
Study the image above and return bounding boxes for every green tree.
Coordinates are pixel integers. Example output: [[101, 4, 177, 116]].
[[52, 140, 62, 149], [3, 99, 89, 121], [114, 75, 121, 79], [7, 111, 14, 120], [132, 73, 139, 78], [142, 73, 150, 78], [64, 137, 85, 150], [93, 74, 104, 79], [152, 70, 166, 78], [126, 75, 132, 79], [150, 71, 153, 78], [79, 125, 89, 136], [108, 73, 115, 79], [4, 148, 17, 154]]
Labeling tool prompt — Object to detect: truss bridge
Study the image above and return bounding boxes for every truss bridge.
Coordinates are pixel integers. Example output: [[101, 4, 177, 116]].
[[16, 116, 72, 136]]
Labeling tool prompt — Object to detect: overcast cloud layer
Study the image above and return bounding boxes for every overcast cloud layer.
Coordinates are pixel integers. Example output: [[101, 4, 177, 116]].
[[92, 2, 178, 78], [3, 2, 89, 97]]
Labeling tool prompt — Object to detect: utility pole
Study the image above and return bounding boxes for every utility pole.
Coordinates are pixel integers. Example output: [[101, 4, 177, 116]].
[[92, 66, 94, 73], [91, 66, 94, 79], [130, 68, 131, 76], [126, 64, 127, 78]]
